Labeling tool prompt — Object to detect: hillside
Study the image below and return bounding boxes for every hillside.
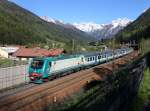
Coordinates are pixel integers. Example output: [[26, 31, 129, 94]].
[[0, 0, 94, 46], [115, 8, 150, 42]]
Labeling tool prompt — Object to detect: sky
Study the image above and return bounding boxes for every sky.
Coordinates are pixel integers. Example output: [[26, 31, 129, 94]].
[[10, 0, 150, 24]]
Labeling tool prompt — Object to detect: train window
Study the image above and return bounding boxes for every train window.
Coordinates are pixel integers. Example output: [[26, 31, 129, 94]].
[[87, 58, 89, 61], [99, 56, 100, 59], [93, 57, 95, 61], [49, 62, 52, 67], [81, 57, 84, 62], [31, 60, 44, 69], [90, 57, 92, 61], [100, 55, 102, 59]]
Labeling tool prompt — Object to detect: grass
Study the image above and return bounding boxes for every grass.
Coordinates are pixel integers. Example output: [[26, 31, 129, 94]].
[[0, 58, 27, 68], [0, 58, 14, 68], [131, 68, 150, 111]]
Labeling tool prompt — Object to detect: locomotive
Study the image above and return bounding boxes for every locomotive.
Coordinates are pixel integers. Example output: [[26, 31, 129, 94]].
[[28, 47, 133, 83]]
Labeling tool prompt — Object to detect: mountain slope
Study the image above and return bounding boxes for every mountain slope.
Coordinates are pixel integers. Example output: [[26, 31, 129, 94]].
[[115, 8, 150, 42], [0, 0, 94, 45]]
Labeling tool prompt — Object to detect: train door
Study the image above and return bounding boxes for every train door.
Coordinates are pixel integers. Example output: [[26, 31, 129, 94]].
[[46, 61, 52, 76], [80, 56, 85, 65]]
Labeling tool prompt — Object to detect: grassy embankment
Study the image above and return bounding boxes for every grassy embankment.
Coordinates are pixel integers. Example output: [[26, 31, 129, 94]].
[[131, 37, 150, 111], [0, 58, 27, 68], [131, 68, 150, 111], [0, 58, 14, 68]]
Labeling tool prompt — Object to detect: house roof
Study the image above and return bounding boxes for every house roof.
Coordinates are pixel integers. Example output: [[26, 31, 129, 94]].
[[48, 49, 65, 56], [13, 48, 64, 58]]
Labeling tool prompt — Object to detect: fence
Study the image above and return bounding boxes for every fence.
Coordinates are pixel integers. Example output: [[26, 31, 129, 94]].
[[0, 65, 29, 90]]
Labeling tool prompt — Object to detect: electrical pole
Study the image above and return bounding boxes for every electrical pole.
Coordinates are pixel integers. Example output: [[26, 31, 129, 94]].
[[112, 38, 115, 74], [72, 39, 75, 54]]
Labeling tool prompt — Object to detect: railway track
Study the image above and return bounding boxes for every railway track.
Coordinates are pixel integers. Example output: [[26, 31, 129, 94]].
[[0, 65, 94, 98], [0, 83, 36, 99], [0, 51, 139, 111], [0, 69, 100, 111]]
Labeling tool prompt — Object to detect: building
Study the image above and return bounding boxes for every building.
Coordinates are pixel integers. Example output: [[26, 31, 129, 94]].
[[0, 46, 19, 58], [12, 48, 65, 61]]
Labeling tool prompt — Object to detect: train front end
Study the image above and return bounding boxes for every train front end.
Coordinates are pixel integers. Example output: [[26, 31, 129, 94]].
[[28, 58, 46, 83]]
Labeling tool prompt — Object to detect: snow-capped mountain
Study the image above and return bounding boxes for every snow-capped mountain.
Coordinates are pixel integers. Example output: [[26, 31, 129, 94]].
[[74, 18, 132, 39], [41, 16, 132, 40], [73, 22, 104, 32], [41, 16, 77, 30], [112, 18, 131, 27], [41, 16, 64, 25]]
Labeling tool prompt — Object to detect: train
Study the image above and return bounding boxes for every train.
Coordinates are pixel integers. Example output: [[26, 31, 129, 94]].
[[28, 47, 133, 83]]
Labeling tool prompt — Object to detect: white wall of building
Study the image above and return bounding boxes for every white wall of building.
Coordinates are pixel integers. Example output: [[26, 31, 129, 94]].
[[0, 46, 19, 58], [0, 48, 9, 58]]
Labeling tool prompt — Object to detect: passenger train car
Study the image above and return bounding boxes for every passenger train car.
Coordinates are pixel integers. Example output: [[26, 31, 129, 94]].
[[28, 47, 133, 83]]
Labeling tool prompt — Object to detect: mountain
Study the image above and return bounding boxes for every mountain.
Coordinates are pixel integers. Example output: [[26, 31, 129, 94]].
[[73, 18, 132, 40], [115, 8, 150, 42], [41, 16, 65, 27], [41, 16, 78, 30], [0, 0, 94, 46], [41, 16, 131, 40]]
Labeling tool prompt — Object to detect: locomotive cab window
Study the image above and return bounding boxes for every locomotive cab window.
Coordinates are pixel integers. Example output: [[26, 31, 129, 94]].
[[31, 60, 44, 69]]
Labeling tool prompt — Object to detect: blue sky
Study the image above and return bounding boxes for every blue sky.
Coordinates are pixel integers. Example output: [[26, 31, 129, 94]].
[[10, 0, 150, 24]]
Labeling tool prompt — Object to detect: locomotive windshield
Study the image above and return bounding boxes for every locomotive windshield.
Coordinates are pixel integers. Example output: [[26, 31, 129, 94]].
[[31, 59, 44, 69]]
